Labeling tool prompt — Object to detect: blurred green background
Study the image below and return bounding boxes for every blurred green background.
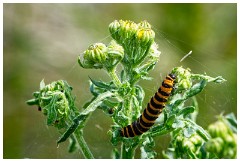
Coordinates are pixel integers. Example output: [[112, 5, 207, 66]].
[[3, 3, 236, 159]]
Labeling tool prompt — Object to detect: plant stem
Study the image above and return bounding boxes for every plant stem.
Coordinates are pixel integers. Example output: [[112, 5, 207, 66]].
[[121, 143, 135, 159], [73, 129, 94, 159], [108, 68, 122, 87]]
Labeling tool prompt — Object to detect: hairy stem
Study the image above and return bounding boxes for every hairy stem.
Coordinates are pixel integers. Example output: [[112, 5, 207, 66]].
[[108, 67, 122, 87], [73, 129, 94, 159]]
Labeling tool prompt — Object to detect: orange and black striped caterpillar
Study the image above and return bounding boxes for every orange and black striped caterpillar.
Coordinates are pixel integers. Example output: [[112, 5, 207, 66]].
[[120, 73, 176, 138]]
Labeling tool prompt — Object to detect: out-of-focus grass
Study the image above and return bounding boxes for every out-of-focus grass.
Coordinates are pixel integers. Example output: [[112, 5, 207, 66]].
[[3, 3, 236, 158]]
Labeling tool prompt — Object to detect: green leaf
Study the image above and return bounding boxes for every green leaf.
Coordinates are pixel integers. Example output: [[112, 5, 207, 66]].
[[165, 115, 176, 128], [89, 77, 116, 91], [186, 80, 207, 98], [46, 103, 57, 125], [89, 82, 101, 96], [26, 98, 39, 105], [57, 114, 89, 144], [191, 74, 226, 83], [177, 106, 195, 118]]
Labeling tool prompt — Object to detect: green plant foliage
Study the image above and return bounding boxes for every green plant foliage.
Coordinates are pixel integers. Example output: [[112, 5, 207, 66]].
[[206, 114, 237, 158], [27, 20, 235, 159]]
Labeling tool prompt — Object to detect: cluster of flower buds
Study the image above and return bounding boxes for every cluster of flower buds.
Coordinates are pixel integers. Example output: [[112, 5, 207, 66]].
[[78, 40, 124, 71], [109, 20, 157, 66], [26, 80, 76, 129], [206, 118, 237, 158], [172, 66, 192, 91], [174, 132, 204, 158]]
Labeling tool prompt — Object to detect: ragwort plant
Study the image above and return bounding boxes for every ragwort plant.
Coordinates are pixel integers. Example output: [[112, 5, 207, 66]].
[[27, 20, 236, 159]]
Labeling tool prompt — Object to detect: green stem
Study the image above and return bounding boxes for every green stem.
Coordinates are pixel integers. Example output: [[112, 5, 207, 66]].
[[73, 129, 94, 159], [121, 143, 135, 159], [108, 67, 122, 87]]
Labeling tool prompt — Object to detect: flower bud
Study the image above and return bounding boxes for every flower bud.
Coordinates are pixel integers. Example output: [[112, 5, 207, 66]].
[[172, 67, 192, 91], [79, 41, 124, 70], [205, 137, 224, 154], [189, 134, 203, 147], [180, 79, 192, 90], [120, 20, 138, 39], [182, 139, 195, 152], [135, 28, 155, 47], [208, 120, 229, 138], [138, 20, 152, 28], [224, 134, 236, 147], [109, 20, 121, 41], [109, 20, 138, 45], [206, 117, 237, 158], [78, 43, 107, 69]]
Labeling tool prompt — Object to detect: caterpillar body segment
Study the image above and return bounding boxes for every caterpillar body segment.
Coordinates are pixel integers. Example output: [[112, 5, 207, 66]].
[[120, 73, 176, 138]]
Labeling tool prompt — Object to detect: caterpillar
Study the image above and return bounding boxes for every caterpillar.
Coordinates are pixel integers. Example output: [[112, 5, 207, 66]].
[[120, 73, 176, 138]]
